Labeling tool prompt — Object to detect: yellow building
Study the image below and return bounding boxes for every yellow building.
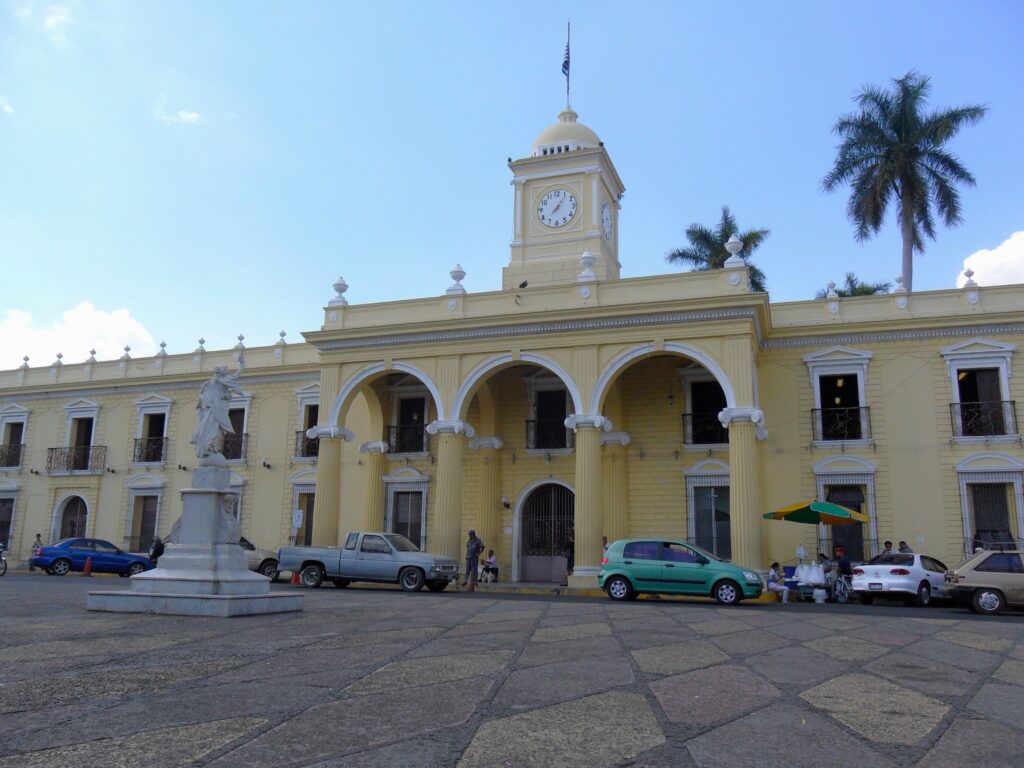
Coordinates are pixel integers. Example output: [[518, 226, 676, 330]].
[[2, 107, 1022, 583]]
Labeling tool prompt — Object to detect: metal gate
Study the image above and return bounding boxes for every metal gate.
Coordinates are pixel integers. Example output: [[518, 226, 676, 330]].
[[520, 484, 574, 582]]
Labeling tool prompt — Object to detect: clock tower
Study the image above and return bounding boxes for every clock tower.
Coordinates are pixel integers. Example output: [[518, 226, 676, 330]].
[[503, 107, 626, 290]]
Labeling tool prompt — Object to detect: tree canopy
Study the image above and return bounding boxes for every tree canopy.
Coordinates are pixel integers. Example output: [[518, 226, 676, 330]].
[[815, 273, 892, 299], [666, 206, 770, 292]]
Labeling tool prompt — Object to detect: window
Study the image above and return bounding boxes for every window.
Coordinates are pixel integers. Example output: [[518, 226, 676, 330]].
[[391, 490, 423, 548], [803, 347, 872, 443], [135, 413, 167, 463], [942, 339, 1017, 439], [389, 396, 427, 453], [661, 542, 700, 563], [623, 541, 660, 560], [826, 485, 867, 561], [128, 495, 158, 552], [968, 483, 1015, 550], [71, 417, 94, 470], [384, 470, 429, 550], [975, 553, 1024, 573], [692, 486, 730, 559], [93, 540, 119, 554], [867, 553, 914, 567], [684, 380, 728, 445], [1, 421, 24, 468], [296, 403, 320, 458], [525, 374, 572, 451], [296, 492, 315, 546], [222, 408, 247, 461], [0, 497, 13, 548], [360, 535, 391, 554], [58, 497, 88, 540], [921, 556, 948, 573], [816, 375, 864, 440], [344, 532, 359, 550]]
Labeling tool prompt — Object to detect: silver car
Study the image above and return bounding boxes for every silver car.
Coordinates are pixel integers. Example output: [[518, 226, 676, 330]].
[[852, 552, 948, 606], [239, 537, 279, 580]]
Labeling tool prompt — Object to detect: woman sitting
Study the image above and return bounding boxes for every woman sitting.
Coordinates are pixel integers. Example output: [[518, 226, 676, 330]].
[[481, 550, 499, 582], [767, 562, 789, 604]]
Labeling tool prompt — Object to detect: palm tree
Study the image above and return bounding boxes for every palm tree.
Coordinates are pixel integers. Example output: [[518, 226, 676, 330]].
[[815, 272, 892, 299], [666, 206, 770, 292], [823, 72, 986, 292]]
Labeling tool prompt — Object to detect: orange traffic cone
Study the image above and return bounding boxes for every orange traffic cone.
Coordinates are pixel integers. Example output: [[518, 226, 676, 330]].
[[83, 556, 93, 577], [290, 571, 300, 586]]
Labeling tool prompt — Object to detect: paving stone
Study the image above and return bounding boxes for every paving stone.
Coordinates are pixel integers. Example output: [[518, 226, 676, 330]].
[[0, 716, 266, 768], [458, 691, 663, 768], [685, 703, 893, 768], [800, 673, 948, 745], [803, 634, 888, 661], [767, 621, 835, 642], [993, 659, 1024, 685], [467, 609, 542, 624], [934, 629, 1013, 653], [865, 652, 979, 699], [903, 638, 1002, 674], [616, 629, 697, 650], [744, 645, 848, 687], [346, 650, 514, 694], [689, 618, 751, 636], [710, 629, 790, 656], [530, 622, 611, 643], [310, 627, 446, 648], [1013, 642, 1024, 660], [516, 634, 622, 669], [810, 615, 866, 631], [917, 716, 1024, 768], [631, 640, 729, 676], [405, 632, 525, 659], [968, 682, 1024, 729], [649, 664, 779, 725], [305, 732, 463, 768], [212, 678, 492, 767], [846, 625, 919, 647], [734, 610, 798, 626], [445, 618, 537, 638], [493, 654, 634, 711], [539, 612, 609, 628]]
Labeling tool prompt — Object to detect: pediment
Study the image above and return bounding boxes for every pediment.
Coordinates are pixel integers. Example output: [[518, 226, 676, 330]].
[[383, 467, 428, 483], [802, 346, 873, 364], [0, 402, 30, 419], [63, 397, 100, 411], [126, 472, 166, 489], [288, 469, 318, 485], [940, 338, 1016, 359], [813, 456, 877, 474], [956, 452, 1024, 473], [684, 458, 730, 476], [294, 382, 320, 396], [134, 393, 173, 408]]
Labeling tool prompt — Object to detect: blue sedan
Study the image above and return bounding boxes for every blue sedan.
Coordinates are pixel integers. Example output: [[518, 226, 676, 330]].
[[31, 538, 154, 577]]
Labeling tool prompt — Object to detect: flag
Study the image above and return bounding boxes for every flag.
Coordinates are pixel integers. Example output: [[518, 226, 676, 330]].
[[561, 40, 570, 78]]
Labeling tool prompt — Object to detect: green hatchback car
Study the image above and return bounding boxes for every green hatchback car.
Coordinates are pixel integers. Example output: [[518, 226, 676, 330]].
[[599, 538, 763, 605]]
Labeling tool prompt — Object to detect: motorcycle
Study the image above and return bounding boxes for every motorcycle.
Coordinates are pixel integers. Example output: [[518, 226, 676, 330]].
[[0, 544, 7, 576]]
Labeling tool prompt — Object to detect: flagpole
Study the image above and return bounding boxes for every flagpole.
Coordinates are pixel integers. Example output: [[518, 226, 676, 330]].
[[566, 21, 571, 108]]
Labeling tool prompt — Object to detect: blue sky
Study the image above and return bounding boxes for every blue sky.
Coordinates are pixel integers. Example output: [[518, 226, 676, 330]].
[[2, 1, 1022, 369]]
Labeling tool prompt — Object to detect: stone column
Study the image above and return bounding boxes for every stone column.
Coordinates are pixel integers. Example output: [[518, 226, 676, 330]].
[[308, 363, 350, 548], [359, 441, 388, 532], [720, 408, 764, 570], [568, 415, 605, 587], [427, 420, 475, 562], [470, 437, 503, 557], [601, 432, 631, 544]]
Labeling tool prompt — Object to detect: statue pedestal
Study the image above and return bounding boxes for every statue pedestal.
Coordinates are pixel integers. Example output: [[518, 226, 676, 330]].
[[87, 467, 303, 617]]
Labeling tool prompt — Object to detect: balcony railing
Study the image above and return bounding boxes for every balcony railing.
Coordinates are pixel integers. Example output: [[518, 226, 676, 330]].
[[525, 419, 574, 451], [0, 444, 23, 468], [46, 445, 107, 474], [221, 433, 248, 462], [950, 401, 1018, 438], [295, 430, 320, 458], [133, 436, 167, 464], [812, 407, 871, 442], [683, 413, 729, 445], [386, 425, 428, 454], [963, 532, 1024, 557]]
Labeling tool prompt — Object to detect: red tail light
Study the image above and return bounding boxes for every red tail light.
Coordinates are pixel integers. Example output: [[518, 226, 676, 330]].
[[889, 568, 910, 575], [601, 556, 608, 565], [852, 567, 864, 575]]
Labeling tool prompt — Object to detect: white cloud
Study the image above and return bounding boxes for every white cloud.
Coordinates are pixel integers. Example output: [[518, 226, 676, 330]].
[[0, 302, 157, 370], [0, 96, 12, 115], [152, 96, 202, 125], [957, 231, 1024, 287]]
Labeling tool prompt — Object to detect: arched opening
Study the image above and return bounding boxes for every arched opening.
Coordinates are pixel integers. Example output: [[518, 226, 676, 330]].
[[519, 483, 575, 582], [58, 496, 88, 541]]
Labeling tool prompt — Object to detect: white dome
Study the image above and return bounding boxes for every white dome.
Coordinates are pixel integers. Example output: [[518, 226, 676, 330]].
[[532, 108, 601, 157]]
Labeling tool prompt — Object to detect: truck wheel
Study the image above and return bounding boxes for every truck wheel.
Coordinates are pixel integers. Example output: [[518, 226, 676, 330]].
[[300, 564, 324, 588], [399, 567, 425, 592], [426, 580, 448, 592], [332, 578, 351, 588]]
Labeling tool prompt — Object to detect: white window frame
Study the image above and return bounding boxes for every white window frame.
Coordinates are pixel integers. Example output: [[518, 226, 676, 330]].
[[133, 394, 172, 466], [956, 452, 1024, 558], [684, 458, 730, 546], [225, 391, 252, 465], [0, 486, 16, 549], [678, 363, 728, 451], [125, 472, 165, 552], [813, 456, 879, 558], [524, 372, 573, 456], [51, 493, 90, 542], [63, 398, 100, 448], [383, 467, 430, 550], [294, 383, 320, 462], [803, 347, 873, 448], [941, 339, 1017, 444], [388, 379, 430, 458], [0, 403, 29, 472]]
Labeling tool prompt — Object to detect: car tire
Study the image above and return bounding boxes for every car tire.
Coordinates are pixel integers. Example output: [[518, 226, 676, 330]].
[[128, 562, 146, 576], [859, 593, 874, 605], [972, 588, 1005, 615], [399, 567, 425, 592], [300, 564, 324, 588], [52, 558, 71, 576], [605, 575, 634, 601], [713, 579, 741, 606], [332, 578, 351, 588], [426, 580, 448, 592], [258, 560, 279, 581], [915, 582, 932, 607]]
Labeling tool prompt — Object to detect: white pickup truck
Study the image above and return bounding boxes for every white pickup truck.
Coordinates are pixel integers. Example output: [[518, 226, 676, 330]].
[[277, 531, 460, 592]]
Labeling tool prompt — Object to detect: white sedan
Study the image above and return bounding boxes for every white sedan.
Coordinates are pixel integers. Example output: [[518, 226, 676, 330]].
[[852, 553, 948, 606]]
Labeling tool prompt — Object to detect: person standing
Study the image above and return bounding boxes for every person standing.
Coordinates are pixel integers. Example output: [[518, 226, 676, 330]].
[[464, 529, 484, 587], [29, 533, 43, 571], [149, 537, 165, 567], [898, 540, 914, 553], [560, 533, 575, 586]]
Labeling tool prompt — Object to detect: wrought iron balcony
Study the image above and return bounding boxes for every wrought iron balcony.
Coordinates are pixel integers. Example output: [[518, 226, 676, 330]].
[[525, 420, 574, 451], [682, 413, 729, 445], [46, 445, 107, 474], [221, 432, 248, 462], [812, 407, 871, 442], [963, 532, 1024, 557], [295, 430, 320, 458], [950, 401, 1018, 438], [133, 436, 167, 464], [387, 425, 428, 454], [0, 444, 23, 468]]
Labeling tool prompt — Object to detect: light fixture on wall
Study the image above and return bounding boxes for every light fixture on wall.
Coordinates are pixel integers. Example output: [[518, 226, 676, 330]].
[[106, 467, 116, 474], [501, 496, 510, 509], [261, 460, 272, 469], [177, 464, 189, 471], [667, 390, 675, 406], [29, 468, 40, 475]]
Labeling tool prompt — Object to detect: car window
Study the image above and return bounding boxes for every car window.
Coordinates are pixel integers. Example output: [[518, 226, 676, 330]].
[[360, 535, 392, 554], [68, 539, 95, 550], [975, 553, 1024, 574], [93, 541, 118, 553], [868, 553, 913, 567], [623, 541, 660, 561], [344, 532, 359, 550], [239, 537, 255, 550], [922, 556, 947, 573], [662, 543, 699, 563], [384, 534, 419, 552]]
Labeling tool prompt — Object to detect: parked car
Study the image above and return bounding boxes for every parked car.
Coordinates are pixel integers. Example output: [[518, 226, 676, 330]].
[[277, 531, 460, 592], [598, 538, 763, 605], [239, 537, 279, 580], [31, 538, 154, 576], [851, 552, 949, 606], [943, 549, 1024, 615]]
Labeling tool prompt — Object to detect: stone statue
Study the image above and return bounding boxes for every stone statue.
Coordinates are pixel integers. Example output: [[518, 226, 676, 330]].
[[190, 356, 246, 467]]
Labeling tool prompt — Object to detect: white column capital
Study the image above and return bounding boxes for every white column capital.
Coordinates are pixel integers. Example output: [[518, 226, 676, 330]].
[[306, 425, 354, 442], [426, 419, 476, 438], [718, 407, 764, 429], [359, 441, 389, 454], [564, 414, 612, 432], [601, 431, 631, 447], [469, 436, 504, 450]]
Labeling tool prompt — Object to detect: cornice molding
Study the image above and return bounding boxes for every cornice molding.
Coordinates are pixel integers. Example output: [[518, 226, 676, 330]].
[[764, 322, 1024, 350]]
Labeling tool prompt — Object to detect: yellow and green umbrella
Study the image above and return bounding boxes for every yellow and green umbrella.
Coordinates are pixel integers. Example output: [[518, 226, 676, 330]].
[[763, 500, 869, 526]]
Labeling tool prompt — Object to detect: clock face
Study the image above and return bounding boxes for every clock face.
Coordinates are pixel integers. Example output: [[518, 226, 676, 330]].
[[601, 200, 613, 240], [537, 189, 577, 228]]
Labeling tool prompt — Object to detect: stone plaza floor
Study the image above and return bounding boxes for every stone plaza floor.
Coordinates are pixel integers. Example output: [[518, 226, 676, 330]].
[[1, 574, 1023, 767]]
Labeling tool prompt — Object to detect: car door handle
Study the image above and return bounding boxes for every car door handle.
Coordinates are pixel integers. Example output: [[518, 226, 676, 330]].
[[623, 560, 633, 564], [664, 564, 675, 568]]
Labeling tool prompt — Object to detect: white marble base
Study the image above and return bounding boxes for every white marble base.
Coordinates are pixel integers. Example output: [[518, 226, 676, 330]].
[[87, 590, 303, 617]]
